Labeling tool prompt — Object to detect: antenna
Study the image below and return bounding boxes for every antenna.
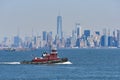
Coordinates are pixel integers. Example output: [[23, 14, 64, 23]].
[[58, 9, 61, 16], [17, 27, 20, 37], [32, 28, 34, 37]]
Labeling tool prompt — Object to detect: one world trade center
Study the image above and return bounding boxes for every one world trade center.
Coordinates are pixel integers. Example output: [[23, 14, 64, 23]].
[[57, 15, 62, 40]]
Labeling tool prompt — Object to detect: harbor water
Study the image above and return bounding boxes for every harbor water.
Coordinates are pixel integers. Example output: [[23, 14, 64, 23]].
[[0, 48, 120, 80]]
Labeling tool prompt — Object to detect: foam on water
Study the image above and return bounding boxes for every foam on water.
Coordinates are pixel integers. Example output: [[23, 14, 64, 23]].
[[0, 61, 72, 65], [0, 62, 20, 64], [55, 61, 72, 64]]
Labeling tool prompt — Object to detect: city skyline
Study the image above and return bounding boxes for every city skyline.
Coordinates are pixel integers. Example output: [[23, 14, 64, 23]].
[[1, 12, 120, 49], [0, 0, 120, 41]]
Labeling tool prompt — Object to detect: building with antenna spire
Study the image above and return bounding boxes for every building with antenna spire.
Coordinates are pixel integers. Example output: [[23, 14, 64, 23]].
[[57, 13, 62, 40]]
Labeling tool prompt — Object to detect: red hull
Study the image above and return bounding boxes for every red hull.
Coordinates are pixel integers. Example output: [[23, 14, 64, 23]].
[[32, 57, 60, 63]]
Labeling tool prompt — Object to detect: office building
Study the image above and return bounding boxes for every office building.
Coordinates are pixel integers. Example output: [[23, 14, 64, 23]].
[[47, 32, 53, 47], [102, 28, 108, 47], [117, 30, 120, 47], [43, 31, 47, 41], [84, 30, 90, 40], [14, 36, 20, 47], [57, 15, 62, 39], [101, 35, 106, 47], [95, 31, 100, 35], [76, 23, 82, 37]]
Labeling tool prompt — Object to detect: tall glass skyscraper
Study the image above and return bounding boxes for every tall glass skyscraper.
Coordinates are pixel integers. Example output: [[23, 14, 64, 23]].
[[43, 31, 47, 41], [57, 15, 62, 39], [117, 30, 120, 47], [76, 23, 82, 37]]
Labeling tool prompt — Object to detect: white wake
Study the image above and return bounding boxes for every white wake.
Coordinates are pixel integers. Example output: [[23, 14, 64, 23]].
[[0, 62, 20, 64], [0, 61, 72, 65], [55, 61, 72, 64]]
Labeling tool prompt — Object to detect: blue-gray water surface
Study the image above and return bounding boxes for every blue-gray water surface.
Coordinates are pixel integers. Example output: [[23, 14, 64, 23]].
[[0, 48, 120, 80]]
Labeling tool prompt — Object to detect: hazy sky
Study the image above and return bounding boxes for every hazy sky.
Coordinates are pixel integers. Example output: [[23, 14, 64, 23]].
[[0, 0, 120, 40]]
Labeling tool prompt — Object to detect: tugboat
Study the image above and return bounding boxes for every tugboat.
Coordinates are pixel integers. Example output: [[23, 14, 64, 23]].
[[20, 48, 68, 64]]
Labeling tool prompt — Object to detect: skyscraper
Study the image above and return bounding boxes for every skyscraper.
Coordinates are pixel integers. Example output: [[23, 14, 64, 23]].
[[101, 28, 108, 47], [57, 15, 62, 39], [14, 36, 20, 47], [117, 30, 120, 47], [76, 23, 82, 37], [42, 31, 47, 47], [43, 31, 47, 41], [84, 30, 90, 39]]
